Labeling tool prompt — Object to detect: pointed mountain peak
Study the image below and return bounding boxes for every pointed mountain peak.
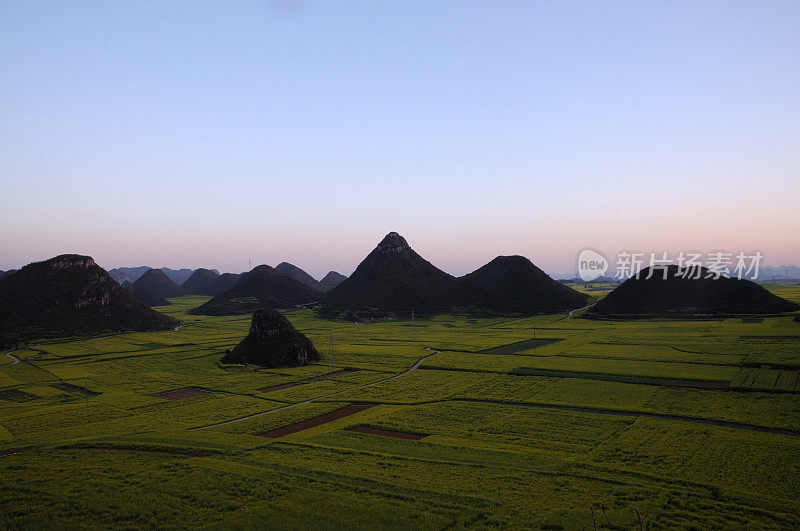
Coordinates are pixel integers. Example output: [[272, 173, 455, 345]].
[[376, 232, 410, 253], [136, 268, 172, 283], [275, 262, 322, 291]]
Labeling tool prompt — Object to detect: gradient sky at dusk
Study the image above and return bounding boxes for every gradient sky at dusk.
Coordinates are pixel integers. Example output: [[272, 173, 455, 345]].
[[2, 1, 799, 279]]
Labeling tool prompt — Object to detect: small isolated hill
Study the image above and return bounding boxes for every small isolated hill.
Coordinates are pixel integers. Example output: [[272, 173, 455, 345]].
[[130, 268, 186, 306], [275, 262, 322, 291], [0, 255, 178, 348], [221, 309, 319, 367], [319, 271, 347, 292], [189, 265, 322, 315], [458, 256, 589, 313], [181, 268, 221, 295], [586, 265, 799, 317], [323, 232, 458, 315]]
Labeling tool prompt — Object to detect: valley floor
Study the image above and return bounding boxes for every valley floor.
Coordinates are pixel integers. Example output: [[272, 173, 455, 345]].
[[2, 288, 800, 529]]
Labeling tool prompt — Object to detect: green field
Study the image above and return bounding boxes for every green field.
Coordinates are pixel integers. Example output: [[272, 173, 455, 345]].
[[2, 292, 800, 529]]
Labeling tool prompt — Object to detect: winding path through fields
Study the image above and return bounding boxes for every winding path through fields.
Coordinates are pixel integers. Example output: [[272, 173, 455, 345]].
[[565, 304, 594, 319], [4, 351, 20, 365]]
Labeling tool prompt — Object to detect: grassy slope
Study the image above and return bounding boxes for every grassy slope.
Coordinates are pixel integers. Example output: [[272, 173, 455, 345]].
[[0, 294, 799, 528]]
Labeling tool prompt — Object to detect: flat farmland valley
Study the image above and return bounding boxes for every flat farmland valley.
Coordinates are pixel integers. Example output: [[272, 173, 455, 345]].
[[2, 286, 800, 529]]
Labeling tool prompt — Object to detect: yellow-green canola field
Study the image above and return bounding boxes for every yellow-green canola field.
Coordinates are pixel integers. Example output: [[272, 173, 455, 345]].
[[2, 285, 800, 529]]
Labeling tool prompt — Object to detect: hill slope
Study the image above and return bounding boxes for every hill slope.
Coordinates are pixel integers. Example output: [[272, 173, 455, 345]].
[[129, 269, 186, 306], [275, 262, 322, 291], [322, 232, 458, 314], [319, 271, 347, 292], [587, 265, 799, 317], [181, 269, 242, 296], [458, 255, 589, 312], [215, 273, 242, 293], [0, 255, 178, 348], [221, 309, 319, 367], [181, 268, 220, 295], [189, 265, 322, 315]]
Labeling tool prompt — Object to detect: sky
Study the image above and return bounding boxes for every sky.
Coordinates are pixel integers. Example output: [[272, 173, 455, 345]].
[[1, 1, 799, 279]]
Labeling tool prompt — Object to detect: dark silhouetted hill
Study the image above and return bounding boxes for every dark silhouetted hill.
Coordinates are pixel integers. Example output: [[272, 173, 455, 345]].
[[586, 266, 799, 317], [275, 262, 322, 291], [215, 273, 242, 293], [181, 269, 242, 296], [0, 255, 178, 348], [221, 309, 319, 367], [189, 265, 322, 315], [458, 256, 589, 312], [181, 268, 220, 295], [0, 270, 16, 279], [322, 232, 458, 315], [319, 271, 347, 292], [130, 268, 186, 306]]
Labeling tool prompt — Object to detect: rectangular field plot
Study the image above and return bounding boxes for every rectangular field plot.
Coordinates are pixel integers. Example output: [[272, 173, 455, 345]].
[[261, 403, 375, 438], [152, 387, 213, 401], [0, 389, 35, 402]]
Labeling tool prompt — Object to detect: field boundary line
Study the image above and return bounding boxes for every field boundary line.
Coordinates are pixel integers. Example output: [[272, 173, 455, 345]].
[[447, 398, 800, 437], [193, 350, 440, 429]]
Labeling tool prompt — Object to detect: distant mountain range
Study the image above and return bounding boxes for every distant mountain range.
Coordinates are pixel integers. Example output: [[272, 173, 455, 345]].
[[756, 265, 800, 281], [108, 267, 218, 285], [0, 255, 178, 348], [553, 265, 800, 282]]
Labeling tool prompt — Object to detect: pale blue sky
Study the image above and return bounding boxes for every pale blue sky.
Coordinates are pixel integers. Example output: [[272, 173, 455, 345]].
[[2, 1, 798, 278]]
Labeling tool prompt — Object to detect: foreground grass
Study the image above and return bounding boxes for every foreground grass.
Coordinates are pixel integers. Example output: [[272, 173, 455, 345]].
[[1, 295, 799, 528]]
